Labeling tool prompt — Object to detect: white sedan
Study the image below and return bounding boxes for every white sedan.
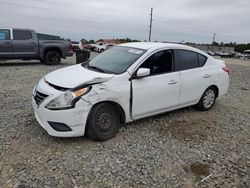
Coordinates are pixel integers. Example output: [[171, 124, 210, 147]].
[[95, 43, 114, 53], [32, 42, 229, 141]]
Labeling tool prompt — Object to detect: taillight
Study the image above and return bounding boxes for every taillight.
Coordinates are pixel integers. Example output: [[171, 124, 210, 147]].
[[222, 67, 230, 74]]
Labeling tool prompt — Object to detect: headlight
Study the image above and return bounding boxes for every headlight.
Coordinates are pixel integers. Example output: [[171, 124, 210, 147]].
[[45, 87, 90, 110], [32, 84, 37, 96]]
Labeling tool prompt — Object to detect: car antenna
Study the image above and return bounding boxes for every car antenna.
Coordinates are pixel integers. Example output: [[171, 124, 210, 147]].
[[179, 40, 185, 44]]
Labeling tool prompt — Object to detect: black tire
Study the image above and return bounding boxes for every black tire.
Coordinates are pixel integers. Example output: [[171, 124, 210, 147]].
[[44, 51, 61, 65], [100, 49, 104, 53], [86, 103, 120, 141], [196, 87, 217, 111]]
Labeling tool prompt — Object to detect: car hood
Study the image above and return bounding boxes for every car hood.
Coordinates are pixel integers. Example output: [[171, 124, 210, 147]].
[[44, 64, 114, 89]]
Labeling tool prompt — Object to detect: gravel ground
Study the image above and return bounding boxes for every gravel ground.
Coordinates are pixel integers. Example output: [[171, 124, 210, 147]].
[[0, 55, 249, 187]]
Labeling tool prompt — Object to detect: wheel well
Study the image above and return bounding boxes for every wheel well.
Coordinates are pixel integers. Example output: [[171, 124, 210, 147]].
[[209, 85, 219, 98], [44, 48, 62, 58], [90, 101, 126, 124]]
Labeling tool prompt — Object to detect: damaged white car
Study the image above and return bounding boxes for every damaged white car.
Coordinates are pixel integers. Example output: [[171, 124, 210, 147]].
[[32, 42, 229, 141]]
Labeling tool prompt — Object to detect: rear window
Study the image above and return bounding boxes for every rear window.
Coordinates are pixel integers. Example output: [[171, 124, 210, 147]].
[[13, 30, 32, 40], [0, 29, 10, 40], [179, 50, 207, 70], [198, 54, 207, 66], [179, 50, 199, 70]]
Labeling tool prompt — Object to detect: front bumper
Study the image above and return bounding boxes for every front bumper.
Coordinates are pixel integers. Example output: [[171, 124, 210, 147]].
[[32, 91, 92, 137]]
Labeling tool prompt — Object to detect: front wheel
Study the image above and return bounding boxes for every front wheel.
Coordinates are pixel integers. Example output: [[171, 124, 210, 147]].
[[44, 51, 61, 65], [86, 103, 120, 141], [196, 87, 217, 111]]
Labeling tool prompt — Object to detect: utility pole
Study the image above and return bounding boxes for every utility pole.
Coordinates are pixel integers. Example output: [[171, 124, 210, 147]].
[[211, 33, 216, 51], [212, 33, 216, 44], [148, 7, 153, 42]]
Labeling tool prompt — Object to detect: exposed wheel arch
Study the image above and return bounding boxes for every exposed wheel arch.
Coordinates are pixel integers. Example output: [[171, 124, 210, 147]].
[[86, 103, 120, 141], [196, 85, 218, 111], [87, 101, 126, 125], [209, 85, 219, 98]]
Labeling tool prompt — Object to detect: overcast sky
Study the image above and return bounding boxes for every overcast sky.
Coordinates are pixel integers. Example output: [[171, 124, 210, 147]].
[[0, 0, 249, 43]]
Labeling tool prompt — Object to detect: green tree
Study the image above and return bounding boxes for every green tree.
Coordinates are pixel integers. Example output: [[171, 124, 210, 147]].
[[88, 39, 95, 44], [212, 41, 219, 46], [80, 39, 88, 44]]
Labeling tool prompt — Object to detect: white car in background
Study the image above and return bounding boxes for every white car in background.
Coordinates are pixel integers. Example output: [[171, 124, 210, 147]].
[[71, 41, 82, 51], [243, 50, 250, 59], [207, 51, 216, 56], [89, 42, 106, 51], [32, 42, 229, 141], [95, 43, 115, 53]]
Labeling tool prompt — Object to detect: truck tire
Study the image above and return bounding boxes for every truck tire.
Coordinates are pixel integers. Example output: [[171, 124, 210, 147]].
[[45, 51, 61, 65]]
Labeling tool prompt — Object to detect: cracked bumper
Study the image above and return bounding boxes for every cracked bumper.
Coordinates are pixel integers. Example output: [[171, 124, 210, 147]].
[[32, 97, 92, 137]]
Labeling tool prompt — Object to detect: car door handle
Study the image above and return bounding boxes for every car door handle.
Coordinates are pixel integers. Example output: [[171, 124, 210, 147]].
[[4, 42, 11, 44], [168, 80, 177, 85], [203, 74, 211, 78], [30, 42, 35, 44]]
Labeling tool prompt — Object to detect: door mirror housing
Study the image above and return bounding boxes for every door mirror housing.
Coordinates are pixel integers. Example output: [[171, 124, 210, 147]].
[[136, 68, 150, 78]]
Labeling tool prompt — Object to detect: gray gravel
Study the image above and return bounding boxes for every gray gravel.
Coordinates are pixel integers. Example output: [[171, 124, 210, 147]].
[[0, 55, 249, 187]]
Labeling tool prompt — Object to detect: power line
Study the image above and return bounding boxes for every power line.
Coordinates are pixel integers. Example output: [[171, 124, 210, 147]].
[[12, 0, 147, 16], [0, 1, 147, 18], [155, 19, 213, 34], [1, 1, 248, 42], [155, 18, 249, 38], [0, 12, 148, 29]]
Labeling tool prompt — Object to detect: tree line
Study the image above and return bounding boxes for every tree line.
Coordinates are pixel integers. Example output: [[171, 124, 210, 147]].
[[187, 42, 250, 52], [81, 38, 140, 44], [80, 38, 250, 52]]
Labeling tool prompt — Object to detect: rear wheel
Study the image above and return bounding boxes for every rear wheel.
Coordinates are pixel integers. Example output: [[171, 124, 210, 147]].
[[86, 103, 120, 141], [196, 87, 217, 111], [45, 51, 61, 65]]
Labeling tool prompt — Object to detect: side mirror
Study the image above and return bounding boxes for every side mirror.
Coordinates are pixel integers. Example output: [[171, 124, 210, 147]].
[[136, 68, 150, 78]]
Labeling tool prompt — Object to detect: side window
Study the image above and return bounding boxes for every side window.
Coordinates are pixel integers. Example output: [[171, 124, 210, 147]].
[[140, 50, 174, 76], [198, 54, 207, 66], [0, 29, 10, 40], [13, 30, 32, 40], [179, 50, 199, 70]]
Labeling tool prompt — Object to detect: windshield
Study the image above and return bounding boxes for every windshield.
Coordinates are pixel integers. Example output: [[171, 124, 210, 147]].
[[86, 46, 146, 74]]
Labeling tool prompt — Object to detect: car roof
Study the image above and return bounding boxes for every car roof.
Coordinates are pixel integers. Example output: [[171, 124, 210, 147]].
[[119, 42, 209, 56], [0, 28, 33, 31], [119, 42, 199, 51]]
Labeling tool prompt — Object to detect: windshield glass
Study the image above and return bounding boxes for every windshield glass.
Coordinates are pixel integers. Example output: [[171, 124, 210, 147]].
[[87, 46, 146, 74]]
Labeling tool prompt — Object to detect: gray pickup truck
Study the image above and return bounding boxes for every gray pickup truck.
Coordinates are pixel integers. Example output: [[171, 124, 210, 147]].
[[0, 28, 73, 65]]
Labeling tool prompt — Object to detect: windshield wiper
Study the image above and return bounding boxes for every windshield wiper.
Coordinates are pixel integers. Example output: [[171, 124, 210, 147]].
[[82, 62, 115, 74], [87, 65, 106, 73]]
